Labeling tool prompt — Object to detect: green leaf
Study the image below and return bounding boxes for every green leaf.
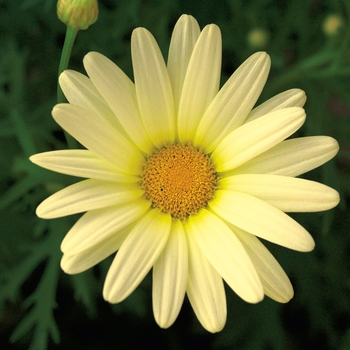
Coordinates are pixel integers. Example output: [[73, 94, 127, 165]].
[[10, 109, 37, 158], [69, 270, 98, 317], [7, 222, 66, 350]]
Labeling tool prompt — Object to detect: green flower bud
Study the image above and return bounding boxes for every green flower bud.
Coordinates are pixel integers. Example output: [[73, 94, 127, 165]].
[[57, 0, 98, 30]]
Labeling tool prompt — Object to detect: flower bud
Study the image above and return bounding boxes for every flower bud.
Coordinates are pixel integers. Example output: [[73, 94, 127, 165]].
[[322, 14, 344, 37], [57, 0, 98, 30], [247, 28, 269, 49]]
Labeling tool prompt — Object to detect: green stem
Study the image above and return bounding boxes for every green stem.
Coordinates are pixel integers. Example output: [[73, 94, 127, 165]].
[[329, 27, 350, 71], [57, 26, 78, 103], [57, 26, 78, 148]]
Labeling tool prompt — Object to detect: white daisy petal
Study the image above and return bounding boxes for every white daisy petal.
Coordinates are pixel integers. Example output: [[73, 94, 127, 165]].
[[178, 24, 222, 144], [245, 88, 306, 123], [29, 150, 139, 182], [220, 174, 340, 212], [61, 223, 133, 274], [131, 28, 175, 147], [59, 70, 126, 134], [103, 209, 172, 303], [36, 179, 144, 219], [187, 209, 263, 303], [83, 52, 154, 154], [52, 104, 145, 175], [186, 230, 226, 333], [233, 226, 294, 303], [153, 220, 188, 329], [212, 107, 306, 172], [195, 52, 270, 152], [233, 136, 339, 177], [61, 198, 151, 255], [209, 190, 315, 252], [59, 70, 107, 112], [167, 14, 200, 111]]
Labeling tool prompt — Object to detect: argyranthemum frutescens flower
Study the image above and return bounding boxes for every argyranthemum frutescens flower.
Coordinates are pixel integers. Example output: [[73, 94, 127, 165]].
[[30, 14, 340, 332]]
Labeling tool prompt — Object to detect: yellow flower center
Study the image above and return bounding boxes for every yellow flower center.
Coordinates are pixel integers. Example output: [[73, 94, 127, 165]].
[[141, 144, 217, 220]]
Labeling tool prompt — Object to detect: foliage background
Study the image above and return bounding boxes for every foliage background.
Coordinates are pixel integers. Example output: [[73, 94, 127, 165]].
[[1, 0, 350, 349]]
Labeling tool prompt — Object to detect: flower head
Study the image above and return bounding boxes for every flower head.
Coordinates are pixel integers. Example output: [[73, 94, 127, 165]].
[[57, 0, 98, 30], [30, 15, 340, 332]]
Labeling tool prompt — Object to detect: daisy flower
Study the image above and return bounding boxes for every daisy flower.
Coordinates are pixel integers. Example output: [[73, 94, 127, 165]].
[[30, 14, 340, 332]]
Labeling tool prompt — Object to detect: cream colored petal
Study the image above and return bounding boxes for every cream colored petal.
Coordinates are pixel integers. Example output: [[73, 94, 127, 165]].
[[209, 190, 315, 252], [52, 104, 145, 175], [36, 179, 144, 219], [152, 220, 188, 328], [83, 52, 153, 154], [233, 226, 294, 303], [61, 223, 133, 274], [167, 14, 200, 112], [245, 89, 306, 123], [195, 52, 270, 152], [29, 150, 139, 183], [220, 174, 340, 212], [178, 24, 222, 144], [185, 230, 226, 333], [59, 70, 126, 135], [233, 136, 339, 177], [187, 209, 263, 303], [211, 107, 306, 172], [61, 198, 151, 255], [103, 209, 172, 303], [131, 28, 175, 147]]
